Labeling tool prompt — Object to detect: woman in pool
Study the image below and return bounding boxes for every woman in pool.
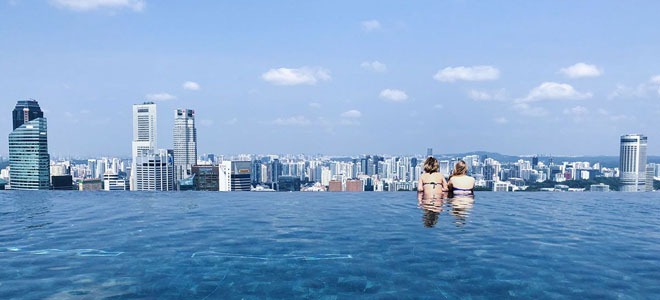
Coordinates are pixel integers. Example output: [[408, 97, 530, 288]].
[[417, 156, 448, 204], [447, 160, 475, 198]]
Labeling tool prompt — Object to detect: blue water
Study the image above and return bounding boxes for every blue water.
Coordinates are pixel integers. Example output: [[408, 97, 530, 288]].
[[0, 191, 659, 299]]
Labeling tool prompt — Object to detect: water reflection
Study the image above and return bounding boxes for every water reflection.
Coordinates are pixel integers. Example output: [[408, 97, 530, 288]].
[[419, 199, 443, 228], [448, 196, 475, 227], [418, 195, 475, 228]]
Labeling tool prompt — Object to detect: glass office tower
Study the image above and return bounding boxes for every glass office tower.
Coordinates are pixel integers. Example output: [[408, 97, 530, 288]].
[[8, 100, 50, 190]]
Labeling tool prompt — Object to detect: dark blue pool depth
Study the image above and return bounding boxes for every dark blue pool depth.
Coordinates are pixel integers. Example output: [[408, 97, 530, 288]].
[[1, 191, 659, 299]]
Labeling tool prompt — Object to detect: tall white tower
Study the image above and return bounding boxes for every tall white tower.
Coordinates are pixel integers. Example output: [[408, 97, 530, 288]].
[[132, 102, 157, 158], [619, 134, 648, 192], [173, 108, 197, 184], [133, 149, 174, 191], [131, 102, 157, 190]]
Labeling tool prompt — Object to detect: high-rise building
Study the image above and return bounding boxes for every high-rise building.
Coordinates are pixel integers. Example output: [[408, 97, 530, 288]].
[[12, 99, 43, 131], [103, 173, 128, 191], [219, 161, 232, 191], [132, 102, 157, 157], [192, 165, 219, 191], [278, 176, 301, 191], [131, 102, 157, 190], [645, 165, 654, 192], [619, 134, 648, 192], [251, 160, 262, 185], [133, 149, 174, 191], [173, 109, 197, 185], [231, 161, 252, 191], [269, 159, 282, 186], [8, 100, 50, 190]]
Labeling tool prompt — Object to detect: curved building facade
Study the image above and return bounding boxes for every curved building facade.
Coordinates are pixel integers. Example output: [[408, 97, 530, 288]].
[[619, 134, 648, 192], [8, 100, 50, 190]]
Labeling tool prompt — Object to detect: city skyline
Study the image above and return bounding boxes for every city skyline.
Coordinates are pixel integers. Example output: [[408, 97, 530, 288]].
[[3, 1, 660, 156]]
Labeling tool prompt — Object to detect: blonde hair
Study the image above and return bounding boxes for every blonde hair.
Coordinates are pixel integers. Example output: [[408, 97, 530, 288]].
[[452, 160, 468, 176], [423, 157, 439, 173]]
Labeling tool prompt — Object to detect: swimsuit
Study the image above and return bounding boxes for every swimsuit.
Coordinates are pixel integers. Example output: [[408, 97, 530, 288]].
[[452, 187, 473, 195], [423, 182, 440, 189]]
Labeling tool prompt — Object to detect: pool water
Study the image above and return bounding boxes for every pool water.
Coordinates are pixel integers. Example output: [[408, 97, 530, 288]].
[[0, 191, 659, 299]]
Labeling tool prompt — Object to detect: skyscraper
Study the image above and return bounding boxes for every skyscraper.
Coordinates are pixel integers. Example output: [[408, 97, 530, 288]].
[[130, 102, 157, 190], [231, 161, 252, 191], [173, 108, 197, 185], [619, 134, 648, 192], [132, 102, 157, 158], [8, 100, 50, 190], [133, 149, 174, 191]]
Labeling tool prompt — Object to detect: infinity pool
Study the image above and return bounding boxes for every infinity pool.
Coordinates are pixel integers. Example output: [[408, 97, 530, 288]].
[[1, 191, 659, 299]]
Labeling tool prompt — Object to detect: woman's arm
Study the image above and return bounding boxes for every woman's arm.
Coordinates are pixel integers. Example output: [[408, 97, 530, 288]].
[[446, 177, 454, 198], [417, 174, 425, 192], [417, 175, 424, 203]]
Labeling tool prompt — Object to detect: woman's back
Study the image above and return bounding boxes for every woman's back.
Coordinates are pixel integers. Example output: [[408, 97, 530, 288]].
[[447, 160, 475, 197], [449, 175, 475, 190], [448, 175, 475, 197], [419, 172, 447, 200]]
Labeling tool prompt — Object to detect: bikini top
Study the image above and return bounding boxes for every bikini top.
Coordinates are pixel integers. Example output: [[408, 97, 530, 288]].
[[423, 182, 441, 188], [452, 187, 473, 194], [453, 187, 472, 191]]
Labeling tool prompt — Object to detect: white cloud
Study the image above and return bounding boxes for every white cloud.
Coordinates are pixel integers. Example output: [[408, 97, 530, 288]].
[[563, 106, 589, 115], [494, 117, 508, 124], [596, 108, 632, 122], [563, 106, 590, 122], [513, 103, 548, 117], [560, 63, 602, 78], [361, 61, 387, 72], [361, 20, 381, 32], [521, 82, 592, 102], [468, 89, 507, 101], [309, 102, 321, 108], [340, 110, 362, 118], [50, 0, 145, 11], [433, 104, 443, 110], [145, 92, 176, 101], [261, 67, 331, 86], [380, 89, 408, 102], [433, 65, 500, 82], [224, 118, 237, 125], [609, 76, 660, 99], [182, 81, 200, 91], [272, 116, 311, 126], [608, 84, 630, 99], [650, 75, 660, 84]]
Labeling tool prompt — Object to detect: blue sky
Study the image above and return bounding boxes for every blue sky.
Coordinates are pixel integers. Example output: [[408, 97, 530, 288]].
[[2, 0, 660, 157]]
